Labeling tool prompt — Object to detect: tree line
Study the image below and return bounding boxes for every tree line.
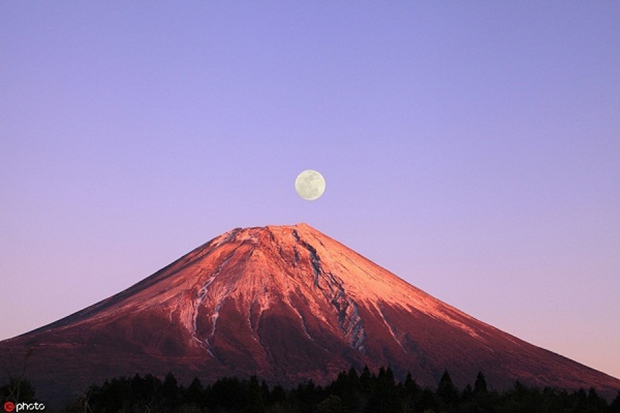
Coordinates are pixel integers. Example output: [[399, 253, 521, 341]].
[[3, 366, 620, 413]]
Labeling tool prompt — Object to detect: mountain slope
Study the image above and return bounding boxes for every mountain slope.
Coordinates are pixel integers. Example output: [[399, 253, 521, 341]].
[[1, 224, 619, 404]]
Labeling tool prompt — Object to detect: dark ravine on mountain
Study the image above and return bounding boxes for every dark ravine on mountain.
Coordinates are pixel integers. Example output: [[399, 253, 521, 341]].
[[1, 224, 619, 405]]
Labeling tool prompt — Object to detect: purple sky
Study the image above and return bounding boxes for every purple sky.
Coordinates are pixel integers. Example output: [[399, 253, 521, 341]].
[[1, 2, 619, 380]]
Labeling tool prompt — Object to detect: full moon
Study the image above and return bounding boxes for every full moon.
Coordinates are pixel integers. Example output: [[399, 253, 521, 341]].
[[295, 170, 326, 201]]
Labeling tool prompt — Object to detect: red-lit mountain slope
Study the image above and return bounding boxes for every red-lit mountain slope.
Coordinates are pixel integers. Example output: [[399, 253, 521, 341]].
[[1, 224, 618, 404]]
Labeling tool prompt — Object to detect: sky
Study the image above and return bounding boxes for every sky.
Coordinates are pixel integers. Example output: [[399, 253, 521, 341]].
[[1, 2, 619, 380]]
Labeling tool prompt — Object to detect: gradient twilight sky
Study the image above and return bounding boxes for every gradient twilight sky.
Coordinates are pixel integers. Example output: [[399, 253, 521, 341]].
[[1, 2, 619, 379]]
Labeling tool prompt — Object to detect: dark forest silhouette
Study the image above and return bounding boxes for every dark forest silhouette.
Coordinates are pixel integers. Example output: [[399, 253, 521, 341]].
[[2, 366, 620, 413]]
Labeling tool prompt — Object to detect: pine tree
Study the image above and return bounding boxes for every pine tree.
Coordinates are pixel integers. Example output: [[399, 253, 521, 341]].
[[185, 377, 204, 405], [474, 371, 487, 394], [347, 366, 359, 384], [270, 384, 286, 405], [586, 387, 606, 412], [360, 366, 373, 394], [437, 370, 459, 405], [461, 384, 473, 402], [437, 369, 459, 407], [162, 372, 181, 411], [403, 373, 420, 412], [247, 375, 266, 413], [609, 391, 620, 413], [371, 366, 400, 413]]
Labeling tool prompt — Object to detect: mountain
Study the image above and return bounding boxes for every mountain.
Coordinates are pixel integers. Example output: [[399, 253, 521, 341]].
[[1, 224, 619, 404]]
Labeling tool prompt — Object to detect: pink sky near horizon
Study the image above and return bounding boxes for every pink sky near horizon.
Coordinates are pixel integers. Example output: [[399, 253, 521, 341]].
[[1, 2, 619, 381]]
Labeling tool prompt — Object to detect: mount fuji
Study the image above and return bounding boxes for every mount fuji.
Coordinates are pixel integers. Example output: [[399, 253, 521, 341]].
[[1, 224, 618, 404]]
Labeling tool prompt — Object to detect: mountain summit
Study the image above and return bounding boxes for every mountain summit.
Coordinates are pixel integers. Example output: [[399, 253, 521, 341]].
[[2, 224, 619, 403]]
